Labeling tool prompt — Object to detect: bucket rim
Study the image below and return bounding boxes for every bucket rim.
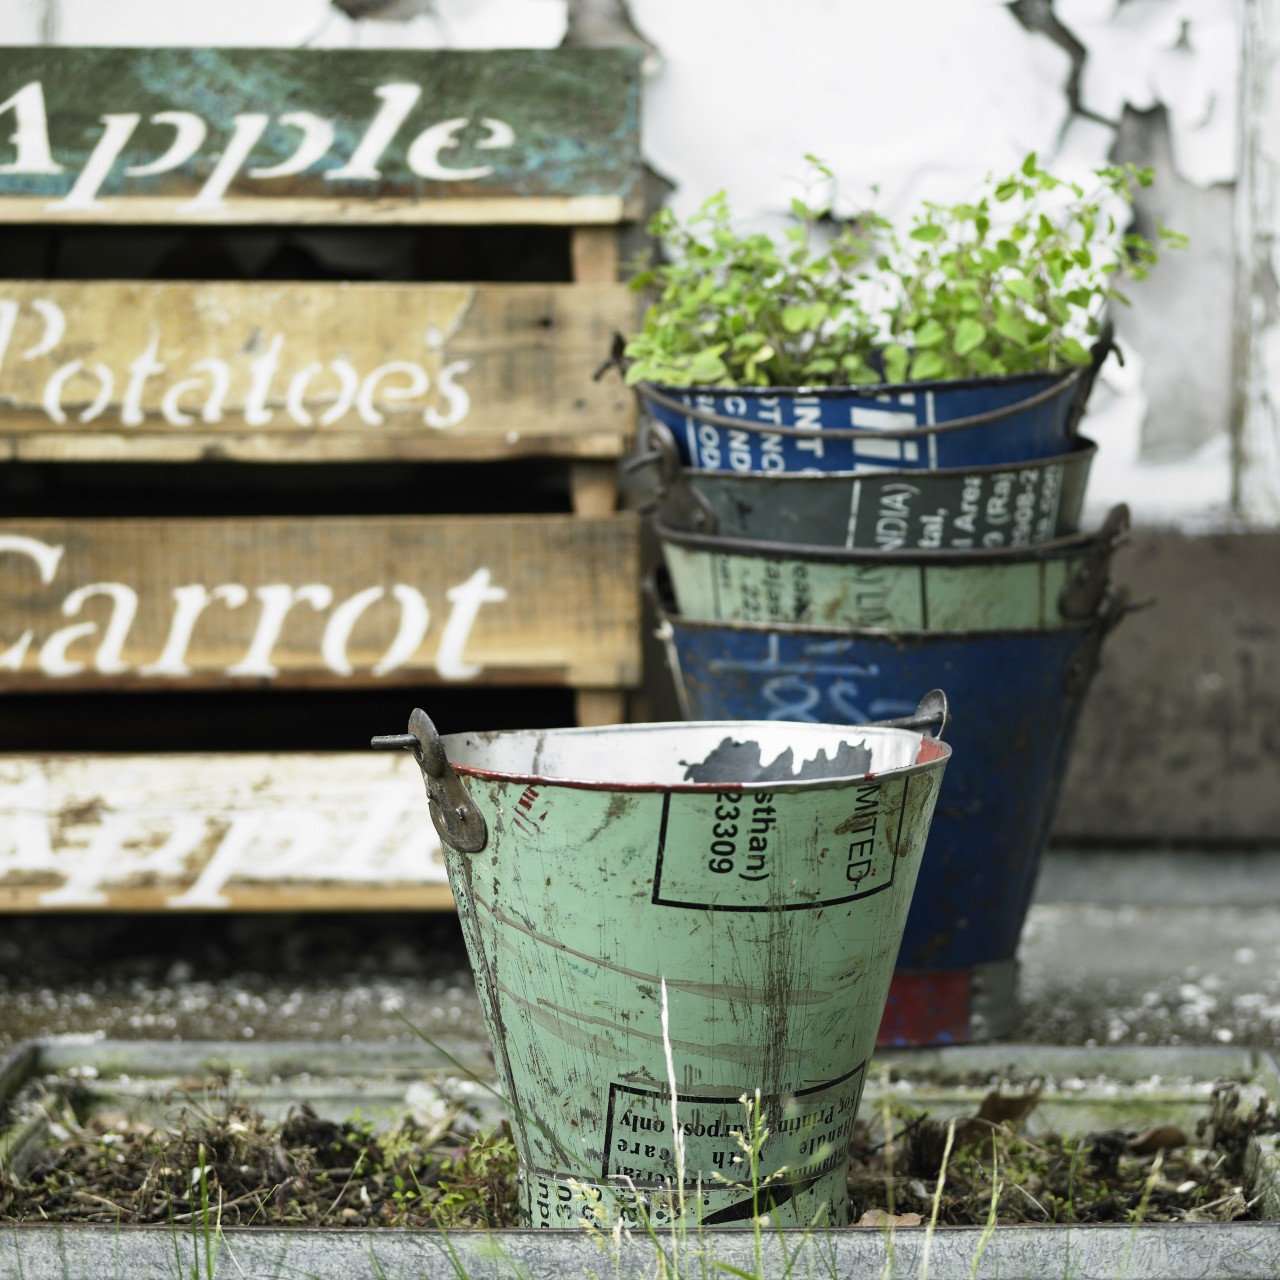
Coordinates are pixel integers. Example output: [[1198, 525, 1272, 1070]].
[[673, 436, 1098, 486], [440, 720, 950, 793], [635, 365, 1083, 441], [649, 366, 1068, 397], [651, 587, 1128, 641], [654, 505, 1125, 566]]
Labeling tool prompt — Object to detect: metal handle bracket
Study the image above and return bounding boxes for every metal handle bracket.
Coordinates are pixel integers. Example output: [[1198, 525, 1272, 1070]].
[[372, 708, 488, 853], [872, 689, 951, 740]]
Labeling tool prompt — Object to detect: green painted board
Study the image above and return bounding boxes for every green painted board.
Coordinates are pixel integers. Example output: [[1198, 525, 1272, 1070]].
[[0, 48, 642, 224]]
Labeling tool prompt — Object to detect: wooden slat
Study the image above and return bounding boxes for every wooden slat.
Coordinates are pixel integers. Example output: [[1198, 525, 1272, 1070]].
[[0, 48, 642, 224], [571, 226, 621, 284], [0, 281, 636, 461], [0, 513, 641, 690], [0, 753, 454, 911]]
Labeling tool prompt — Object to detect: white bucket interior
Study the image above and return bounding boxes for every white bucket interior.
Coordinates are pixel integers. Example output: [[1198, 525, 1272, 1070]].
[[443, 721, 931, 787]]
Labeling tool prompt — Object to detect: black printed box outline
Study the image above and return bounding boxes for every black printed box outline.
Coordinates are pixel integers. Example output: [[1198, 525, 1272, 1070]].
[[650, 781, 908, 911], [600, 1060, 868, 1183]]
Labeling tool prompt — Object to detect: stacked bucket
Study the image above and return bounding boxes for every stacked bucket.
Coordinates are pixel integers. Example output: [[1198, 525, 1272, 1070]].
[[628, 342, 1129, 1046]]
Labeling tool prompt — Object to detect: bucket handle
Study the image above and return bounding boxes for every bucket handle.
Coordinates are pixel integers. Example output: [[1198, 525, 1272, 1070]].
[[372, 709, 489, 854], [870, 689, 950, 741], [619, 418, 719, 534], [632, 367, 1082, 442], [1058, 502, 1130, 621]]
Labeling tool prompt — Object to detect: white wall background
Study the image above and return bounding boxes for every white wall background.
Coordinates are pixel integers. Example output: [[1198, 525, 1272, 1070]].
[[2, 0, 1276, 530]]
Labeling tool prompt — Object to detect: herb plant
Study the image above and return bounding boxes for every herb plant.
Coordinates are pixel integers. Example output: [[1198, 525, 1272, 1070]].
[[624, 181, 882, 389], [623, 154, 1185, 389]]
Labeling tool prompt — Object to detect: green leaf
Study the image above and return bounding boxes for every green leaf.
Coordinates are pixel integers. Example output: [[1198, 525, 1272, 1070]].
[[953, 318, 987, 356], [994, 310, 1030, 347], [913, 318, 947, 348], [712, 1264, 762, 1280], [1058, 337, 1092, 365], [1021, 151, 1038, 177], [908, 350, 948, 381], [909, 223, 945, 243], [782, 305, 811, 334], [883, 344, 910, 384], [687, 350, 730, 384], [1004, 276, 1036, 302], [841, 354, 880, 384]]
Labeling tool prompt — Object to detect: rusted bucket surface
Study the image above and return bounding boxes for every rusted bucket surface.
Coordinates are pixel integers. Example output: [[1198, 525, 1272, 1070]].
[[659, 598, 1125, 1046], [376, 713, 949, 1228], [656, 505, 1127, 633], [630, 421, 1095, 551]]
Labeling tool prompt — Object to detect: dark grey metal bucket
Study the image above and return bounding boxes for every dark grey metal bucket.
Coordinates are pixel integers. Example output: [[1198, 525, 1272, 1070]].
[[625, 418, 1097, 551]]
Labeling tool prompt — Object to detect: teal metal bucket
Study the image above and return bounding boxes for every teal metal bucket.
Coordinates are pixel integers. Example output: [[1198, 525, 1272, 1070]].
[[374, 707, 950, 1230]]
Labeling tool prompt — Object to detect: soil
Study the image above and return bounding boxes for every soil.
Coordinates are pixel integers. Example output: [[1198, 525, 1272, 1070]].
[[1, 1078, 1273, 1230], [845, 1081, 1276, 1227], [0, 1084, 517, 1230]]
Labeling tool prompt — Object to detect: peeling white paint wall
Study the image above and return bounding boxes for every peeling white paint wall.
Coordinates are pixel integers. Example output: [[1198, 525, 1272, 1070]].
[[0, 0, 1274, 530], [1237, 0, 1280, 522]]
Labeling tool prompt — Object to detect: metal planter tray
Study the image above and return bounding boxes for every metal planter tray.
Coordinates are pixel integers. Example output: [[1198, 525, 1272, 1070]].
[[1, 1039, 1278, 1280]]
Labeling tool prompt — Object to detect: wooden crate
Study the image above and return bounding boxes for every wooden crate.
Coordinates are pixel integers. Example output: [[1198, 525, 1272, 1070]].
[[0, 280, 634, 465], [0, 47, 643, 226], [0, 47, 645, 911], [0, 753, 452, 911], [0, 514, 639, 690]]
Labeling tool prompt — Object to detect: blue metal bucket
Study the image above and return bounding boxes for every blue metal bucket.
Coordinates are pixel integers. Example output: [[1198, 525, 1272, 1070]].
[[635, 367, 1088, 473], [657, 593, 1128, 1046]]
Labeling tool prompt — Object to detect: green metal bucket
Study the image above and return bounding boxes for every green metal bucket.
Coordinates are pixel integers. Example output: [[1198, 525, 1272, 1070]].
[[657, 505, 1128, 632], [373, 705, 951, 1230]]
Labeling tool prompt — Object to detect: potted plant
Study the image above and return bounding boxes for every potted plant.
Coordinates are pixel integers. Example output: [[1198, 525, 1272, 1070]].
[[620, 153, 1184, 475]]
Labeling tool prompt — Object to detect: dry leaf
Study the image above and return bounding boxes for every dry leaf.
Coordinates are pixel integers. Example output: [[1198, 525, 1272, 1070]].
[[1129, 1125, 1186, 1154], [856, 1208, 923, 1228], [954, 1087, 1043, 1155], [976, 1087, 1042, 1129]]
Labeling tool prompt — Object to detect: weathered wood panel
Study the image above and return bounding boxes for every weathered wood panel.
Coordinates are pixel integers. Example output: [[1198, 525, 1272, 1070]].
[[0, 48, 642, 223], [0, 514, 641, 689], [0, 281, 635, 460], [0, 753, 453, 911]]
